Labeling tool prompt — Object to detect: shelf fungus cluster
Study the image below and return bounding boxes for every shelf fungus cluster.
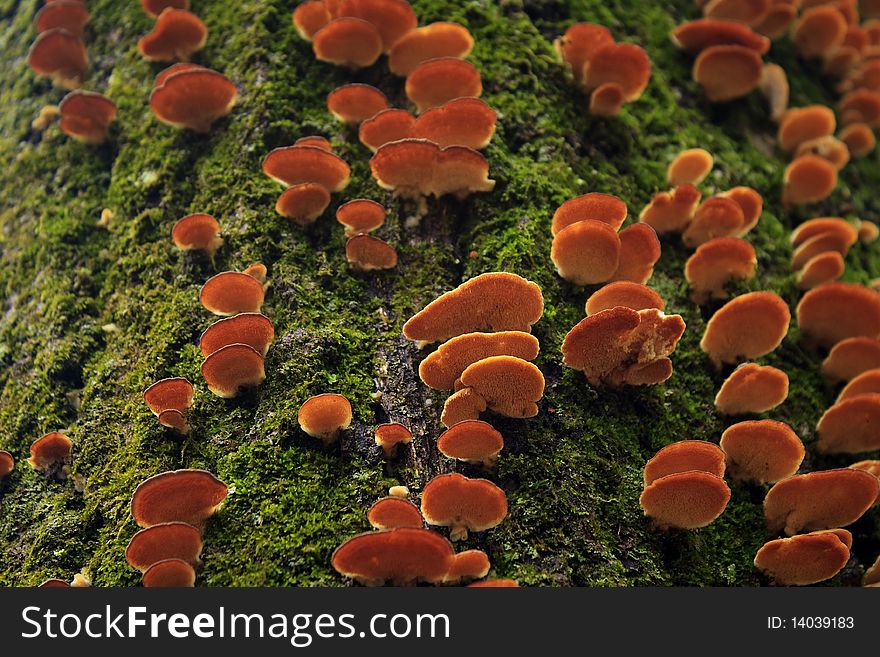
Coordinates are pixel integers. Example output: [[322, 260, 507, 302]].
[[138, 7, 207, 62], [790, 217, 858, 289], [150, 63, 237, 133], [27, 431, 73, 480], [127, 469, 228, 587], [554, 22, 651, 116], [143, 377, 194, 435]]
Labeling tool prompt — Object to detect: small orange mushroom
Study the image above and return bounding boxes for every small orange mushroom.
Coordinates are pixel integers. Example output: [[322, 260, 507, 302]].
[[420, 473, 507, 541], [701, 291, 790, 367], [638, 184, 702, 234], [668, 148, 714, 186], [797, 251, 845, 289], [293, 0, 330, 39], [405, 57, 482, 113], [389, 22, 474, 76], [156, 409, 189, 435], [794, 135, 850, 169], [374, 422, 413, 457], [138, 8, 207, 62], [783, 156, 839, 206], [199, 313, 274, 358], [671, 18, 770, 54], [839, 122, 876, 156], [692, 44, 763, 102], [275, 183, 331, 225], [0, 451, 13, 480], [714, 363, 789, 415], [589, 83, 626, 117], [796, 282, 880, 348], [839, 88, 880, 126], [823, 45, 861, 78], [838, 367, 880, 401], [778, 105, 837, 152], [336, 0, 417, 52], [755, 530, 851, 585], [682, 196, 746, 248], [554, 22, 614, 86], [859, 220, 880, 243], [639, 470, 731, 530], [326, 83, 388, 124], [721, 186, 763, 235], [312, 17, 382, 68], [585, 281, 664, 316], [759, 63, 789, 122], [28, 28, 88, 89], [298, 393, 352, 444], [612, 223, 661, 284], [27, 432, 72, 472], [753, 4, 798, 39], [822, 336, 880, 381], [437, 420, 504, 467], [551, 192, 628, 235], [791, 230, 854, 272], [412, 97, 497, 149], [720, 420, 804, 484], [142, 559, 196, 587], [444, 550, 491, 584], [684, 237, 757, 303], [346, 234, 398, 271], [703, 0, 771, 24], [143, 377, 194, 416], [336, 199, 385, 236], [150, 66, 237, 132], [849, 460, 880, 504], [817, 393, 880, 453], [200, 343, 265, 398], [367, 497, 423, 530], [790, 216, 858, 248], [142, 1, 189, 19], [57, 90, 116, 144], [35, 2, 90, 39], [131, 469, 228, 529], [551, 219, 621, 285], [643, 441, 726, 487], [152, 62, 204, 89], [172, 213, 223, 257], [262, 145, 350, 191], [792, 5, 848, 58], [199, 270, 266, 316], [125, 522, 202, 572], [582, 42, 651, 104], [358, 108, 417, 152]]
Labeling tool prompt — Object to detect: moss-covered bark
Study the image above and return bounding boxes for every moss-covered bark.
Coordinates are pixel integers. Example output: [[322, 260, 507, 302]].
[[0, 0, 878, 587]]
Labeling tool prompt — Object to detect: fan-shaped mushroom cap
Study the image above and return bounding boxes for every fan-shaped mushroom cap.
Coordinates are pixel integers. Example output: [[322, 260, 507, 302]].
[[612, 223, 661, 284], [755, 530, 851, 585], [823, 44, 861, 78], [262, 145, 351, 191], [796, 282, 880, 347], [56, 90, 116, 144], [720, 420, 804, 484], [838, 367, 880, 401], [839, 122, 876, 156], [778, 105, 837, 152], [419, 331, 539, 390], [794, 135, 850, 169], [693, 44, 763, 102], [783, 155, 839, 206], [367, 497, 423, 529], [638, 184, 702, 234], [682, 196, 746, 248], [839, 88, 880, 126], [639, 470, 731, 530], [759, 63, 789, 122], [589, 83, 626, 116], [199, 271, 265, 316], [719, 186, 763, 235], [797, 251, 845, 289], [550, 219, 621, 286], [859, 220, 880, 243], [138, 8, 207, 62], [143, 377, 194, 415], [793, 5, 848, 58], [554, 22, 614, 86], [437, 420, 504, 467], [171, 213, 223, 257], [412, 97, 497, 149], [142, 1, 189, 19], [715, 363, 789, 415], [468, 578, 520, 587], [150, 66, 237, 132], [551, 193, 628, 235], [562, 307, 686, 386], [275, 183, 331, 225], [668, 148, 714, 186], [582, 43, 651, 103], [753, 3, 798, 38], [445, 356, 544, 425], [125, 522, 202, 572], [295, 135, 333, 151], [817, 393, 880, 452], [242, 263, 267, 285], [420, 473, 507, 541], [293, 0, 330, 39], [701, 291, 790, 367], [358, 108, 417, 151], [643, 441, 726, 487], [156, 409, 189, 435], [200, 343, 265, 398], [336, 199, 385, 236], [298, 393, 352, 444], [35, 2, 90, 38], [444, 550, 491, 584], [791, 231, 854, 272], [327, 83, 388, 124], [152, 62, 204, 88], [312, 17, 383, 68], [585, 281, 665, 316], [440, 388, 487, 427], [849, 460, 880, 503], [331, 528, 454, 586], [405, 57, 482, 113], [764, 468, 879, 534], [199, 313, 274, 358], [791, 216, 858, 248], [389, 22, 474, 76], [403, 272, 544, 347], [672, 18, 770, 54], [142, 559, 196, 587], [374, 422, 413, 457], [336, 0, 417, 52], [345, 234, 398, 271], [27, 432, 72, 471], [28, 28, 88, 89], [823, 336, 880, 381], [703, 0, 770, 23], [0, 451, 13, 479], [685, 237, 757, 303], [131, 469, 228, 529]]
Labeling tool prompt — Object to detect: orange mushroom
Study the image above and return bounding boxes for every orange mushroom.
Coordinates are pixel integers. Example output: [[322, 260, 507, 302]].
[[125, 522, 202, 572], [589, 83, 626, 117], [582, 42, 651, 105], [437, 420, 504, 467], [275, 183, 331, 225], [823, 45, 861, 78], [721, 186, 763, 235], [638, 184, 702, 234], [794, 135, 850, 169], [367, 497, 423, 530], [643, 441, 726, 487], [199, 270, 266, 316], [754, 530, 851, 585], [703, 0, 771, 24], [667, 148, 714, 186], [412, 97, 497, 149], [838, 367, 880, 401], [778, 105, 837, 152], [753, 3, 798, 39], [28, 28, 88, 89], [797, 251, 845, 289], [585, 281, 664, 316], [859, 220, 880, 243], [298, 393, 352, 444], [56, 90, 116, 144], [671, 18, 770, 54], [554, 22, 615, 86], [336, 0, 417, 52], [684, 237, 757, 303], [150, 66, 237, 132], [157, 409, 189, 435], [142, 559, 196, 587], [374, 422, 413, 457], [796, 282, 880, 348], [700, 291, 790, 367], [295, 135, 333, 151], [639, 470, 731, 530], [612, 223, 661, 284], [822, 336, 880, 381], [444, 550, 491, 584], [200, 343, 265, 398], [839, 122, 876, 157], [143, 377, 194, 416], [199, 313, 274, 358], [839, 88, 880, 126], [783, 155, 839, 205], [420, 473, 507, 541], [171, 213, 223, 257], [336, 199, 385, 236], [27, 432, 72, 472], [817, 393, 880, 453], [345, 234, 398, 271], [759, 62, 789, 122], [312, 17, 382, 68], [791, 230, 854, 271], [692, 44, 763, 102], [262, 145, 350, 191], [714, 363, 789, 415], [849, 460, 880, 504], [682, 196, 746, 248], [142, 1, 189, 19], [389, 22, 474, 76], [551, 192, 628, 235], [138, 8, 207, 62], [720, 420, 804, 484], [359, 108, 417, 152], [405, 57, 482, 113], [792, 5, 848, 58], [764, 468, 879, 534], [152, 62, 204, 88], [131, 469, 228, 529], [790, 216, 858, 248], [0, 451, 13, 480], [35, 2, 90, 39], [551, 219, 621, 285], [326, 83, 388, 124], [293, 1, 330, 39]]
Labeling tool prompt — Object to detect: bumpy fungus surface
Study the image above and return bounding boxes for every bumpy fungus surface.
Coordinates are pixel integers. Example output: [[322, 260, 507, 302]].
[[720, 420, 805, 484]]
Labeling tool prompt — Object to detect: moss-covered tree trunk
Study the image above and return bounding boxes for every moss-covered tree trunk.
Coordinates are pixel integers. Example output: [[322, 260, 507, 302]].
[[1, 0, 878, 587]]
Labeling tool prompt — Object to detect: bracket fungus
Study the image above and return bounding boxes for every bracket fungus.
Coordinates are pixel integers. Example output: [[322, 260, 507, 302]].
[[682, 196, 745, 248], [367, 497, 423, 530], [714, 363, 789, 415], [345, 234, 398, 271], [667, 148, 714, 186], [298, 393, 353, 444], [402, 272, 543, 347], [581, 42, 652, 113], [764, 469, 879, 535], [797, 251, 845, 289], [859, 220, 880, 243], [275, 183, 331, 225], [437, 420, 504, 468], [336, 199, 385, 236], [445, 550, 491, 584], [790, 230, 855, 272], [720, 420, 805, 484], [754, 530, 851, 586], [131, 469, 228, 529], [671, 18, 770, 54], [142, 1, 190, 19], [150, 65, 237, 132], [143, 377, 193, 433], [613, 223, 661, 284], [554, 22, 614, 86], [389, 21, 474, 76], [839, 122, 876, 156], [142, 559, 197, 588], [171, 213, 223, 257], [639, 471, 731, 530], [199, 269, 266, 316], [125, 522, 203, 572], [374, 422, 413, 457], [138, 8, 207, 62], [551, 219, 621, 286], [335, 0, 417, 52], [700, 291, 790, 367], [839, 88, 880, 126], [754, 4, 798, 39], [327, 83, 388, 124], [692, 45, 763, 102], [817, 393, 880, 453], [27, 432, 72, 472], [200, 313, 274, 358], [292, 1, 331, 40], [412, 97, 497, 149], [822, 336, 880, 381], [359, 109, 416, 151], [419, 331, 540, 390], [420, 473, 507, 541], [792, 5, 848, 58], [551, 193, 628, 235], [200, 343, 266, 398], [0, 451, 13, 480], [262, 145, 351, 191], [795, 135, 850, 170], [796, 282, 880, 348], [702, 0, 771, 24], [405, 57, 482, 113], [721, 186, 762, 235], [638, 184, 702, 234], [684, 237, 757, 303], [778, 105, 837, 152], [643, 441, 726, 487], [759, 62, 789, 122], [849, 461, 880, 503], [57, 90, 116, 144], [312, 17, 382, 68], [585, 281, 665, 316], [35, 1, 90, 38], [838, 367, 880, 401], [562, 307, 686, 386], [28, 28, 88, 89], [332, 528, 454, 586]]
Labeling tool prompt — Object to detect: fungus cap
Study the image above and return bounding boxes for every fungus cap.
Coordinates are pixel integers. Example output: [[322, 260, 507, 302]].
[[200, 313, 274, 358], [753, 4, 797, 39], [755, 531, 851, 586], [720, 420, 805, 484], [714, 363, 789, 415], [358, 109, 417, 152], [327, 84, 388, 124], [703, 0, 771, 24], [445, 550, 491, 584], [454, 355, 545, 422], [849, 461, 880, 504], [440, 388, 488, 429], [668, 148, 714, 186], [405, 57, 482, 113], [859, 220, 880, 243], [722, 186, 764, 235], [582, 42, 651, 103], [612, 223, 661, 284], [125, 522, 202, 572], [171, 213, 223, 256], [643, 441, 726, 487], [638, 184, 702, 234], [796, 282, 880, 348], [200, 343, 266, 398], [336, 0, 417, 52], [759, 62, 789, 123], [692, 44, 763, 102], [143, 377, 194, 415], [152, 62, 204, 88], [389, 22, 474, 76], [294, 135, 333, 151], [550, 219, 621, 286], [838, 368, 880, 401], [764, 468, 880, 534], [0, 451, 13, 479], [790, 216, 858, 248], [839, 122, 876, 157], [28, 28, 88, 89], [791, 231, 854, 272], [792, 5, 848, 58], [817, 393, 880, 453], [420, 473, 508, 541], [336, 199, 385, 236], [138, 8, 207, 62], [412, 97, 497, 150], [56, 90, 116, 144], [131, 469, 228, 529], [551, 192, 628, 235], [700, 291, 790, 367], [199, 271, 265, 316], [346, 234, 398, 271], [671, 18, 770, 54], [437, 420, 504, 467], [585, 281, 665, 316], [27, 432, 72, 470], [553, 22, 614, 86], [367, 497, 423, 530], [312, 17, 382, 68], [684, 237, 757, 303], [150, 66, 237, 133], [589, 83, 626, 117], [142, 559, 196, 587], [823, 337, 880, 381], [782, 155, 838, 205], [778, 105, 837, 152], [639, 471, 731, 530], [682, 196, 745, 248], [839, 88, 880, 126], [298, 394, 353, 444], [275, 183, 331, 225], [797, 251, 845, 289], [374, 422, 413, 456], [142, 1, 189, 19], [35, 1, 90, 38], [156, 409, 189, 435], [795, 135, 850, 171], [331, 528, 454, 586], [262, 145, 350, 191], [292, 0, 330, 39]]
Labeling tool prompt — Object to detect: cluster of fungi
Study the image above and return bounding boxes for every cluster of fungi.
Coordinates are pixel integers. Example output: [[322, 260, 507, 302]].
[[3, 0, 880, 588]]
